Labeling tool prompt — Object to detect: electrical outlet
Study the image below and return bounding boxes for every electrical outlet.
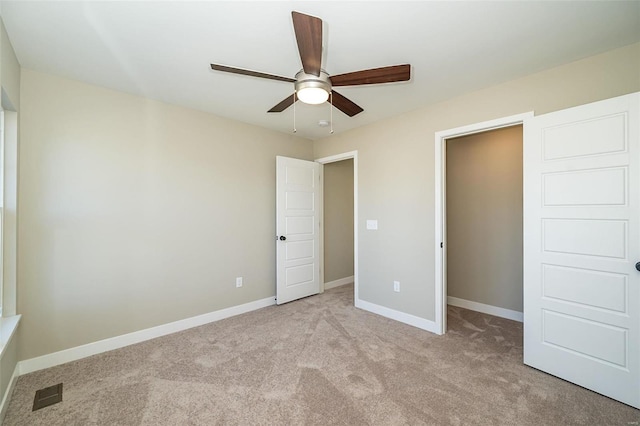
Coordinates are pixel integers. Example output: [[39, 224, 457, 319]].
[[236, 277, 243, 288], [393, 281, 400, 292]]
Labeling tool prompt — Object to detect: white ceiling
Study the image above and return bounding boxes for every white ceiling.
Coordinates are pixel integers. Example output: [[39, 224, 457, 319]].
[[1, 1, 639, 140]]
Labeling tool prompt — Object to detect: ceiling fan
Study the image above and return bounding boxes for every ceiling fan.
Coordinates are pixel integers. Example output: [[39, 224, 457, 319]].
[[210, 11, 411, 117]]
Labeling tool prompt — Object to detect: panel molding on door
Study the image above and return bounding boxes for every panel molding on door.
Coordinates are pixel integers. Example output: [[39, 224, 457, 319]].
[[541, 264, 628, 314], [524, 92, 639, 408]]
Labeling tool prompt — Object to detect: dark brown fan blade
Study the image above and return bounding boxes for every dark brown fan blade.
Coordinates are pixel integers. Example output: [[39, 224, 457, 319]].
[[268, 93, 298, 113], [331, 91, 363, 117], [331, 64, 411, 87], [210, 64, 295, 83], [291, 11, 322, 77]]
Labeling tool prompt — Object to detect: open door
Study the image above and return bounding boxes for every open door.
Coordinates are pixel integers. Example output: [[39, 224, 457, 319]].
[[276, 156, 321, 304], [524, 93, 639, 408]]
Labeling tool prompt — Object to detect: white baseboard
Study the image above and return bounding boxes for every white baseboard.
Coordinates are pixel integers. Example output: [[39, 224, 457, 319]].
[[447, 296, 523, 322], [355, 298, 439, 334], [324, 275, 354, 290], [19, 296, 276, 375], [0, 363, 19, 423]]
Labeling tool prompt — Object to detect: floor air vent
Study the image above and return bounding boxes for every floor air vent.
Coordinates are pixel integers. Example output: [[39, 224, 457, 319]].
[[32, 383, 63, 411]]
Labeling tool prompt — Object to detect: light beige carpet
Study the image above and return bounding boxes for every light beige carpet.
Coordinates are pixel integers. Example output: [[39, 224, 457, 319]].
[[4, 284, 639, 425]]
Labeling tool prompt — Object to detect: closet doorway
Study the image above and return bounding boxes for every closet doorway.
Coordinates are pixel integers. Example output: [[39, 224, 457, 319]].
[[322, 159, 355, 291], [445, 125, 523, 323], [316, 151, 359, 301], [434, 112, 532, 334]]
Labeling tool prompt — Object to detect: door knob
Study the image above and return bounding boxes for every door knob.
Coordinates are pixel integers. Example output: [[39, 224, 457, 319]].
[[279, 236, 286, 241], [636, 262, 640, 272]]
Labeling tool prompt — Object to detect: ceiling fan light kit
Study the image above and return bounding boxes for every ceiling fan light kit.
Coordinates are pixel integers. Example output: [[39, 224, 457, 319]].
[[210, 11, 411, 131], [294, 70, 331, 105], [296, 87, 328, 105]]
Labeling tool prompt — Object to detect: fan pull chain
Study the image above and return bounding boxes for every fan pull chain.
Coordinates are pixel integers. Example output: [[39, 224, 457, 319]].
[[293, 92, 297, 133], [330, 92, 334, 134]]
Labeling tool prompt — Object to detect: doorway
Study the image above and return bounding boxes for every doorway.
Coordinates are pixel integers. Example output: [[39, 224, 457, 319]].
[[434, 113, 533, 334], [445, 126, 523, 323], [322, 159, 355, 291], [316, 151, 359, 302]]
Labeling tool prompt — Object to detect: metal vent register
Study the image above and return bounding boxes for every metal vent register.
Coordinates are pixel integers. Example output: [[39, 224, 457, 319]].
[[32, 383, 63, 411]]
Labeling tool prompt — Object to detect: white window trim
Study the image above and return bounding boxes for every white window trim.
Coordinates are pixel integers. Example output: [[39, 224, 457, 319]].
[[0, 105, 20, 355]]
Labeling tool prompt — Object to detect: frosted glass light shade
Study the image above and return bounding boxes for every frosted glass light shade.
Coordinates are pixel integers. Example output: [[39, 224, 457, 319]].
[[297, 87, 329, 105]]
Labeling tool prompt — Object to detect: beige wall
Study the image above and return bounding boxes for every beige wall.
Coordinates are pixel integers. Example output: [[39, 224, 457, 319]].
[[446, 126, 523, 312], [323, 159, 354, 283], [18, 69, 313, 360], [313, 42, 640, 321]]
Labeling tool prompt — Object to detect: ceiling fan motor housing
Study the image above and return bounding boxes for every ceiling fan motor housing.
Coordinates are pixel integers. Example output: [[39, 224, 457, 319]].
[[295, 70, 331, 104]]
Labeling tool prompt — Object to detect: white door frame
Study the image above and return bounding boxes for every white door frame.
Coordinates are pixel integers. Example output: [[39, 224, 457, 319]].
[[434, 112, 533, 335], [315, 151, 359, 303]]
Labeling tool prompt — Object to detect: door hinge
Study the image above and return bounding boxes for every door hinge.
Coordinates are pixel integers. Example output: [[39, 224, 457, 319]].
[[440, 242, 443, 248]]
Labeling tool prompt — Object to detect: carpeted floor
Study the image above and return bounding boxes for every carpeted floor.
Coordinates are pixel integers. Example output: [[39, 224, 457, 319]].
[[4, 284, 639, 425]]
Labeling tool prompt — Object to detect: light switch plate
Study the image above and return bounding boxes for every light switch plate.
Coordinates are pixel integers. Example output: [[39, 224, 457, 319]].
[[366, 220, 378, 230]]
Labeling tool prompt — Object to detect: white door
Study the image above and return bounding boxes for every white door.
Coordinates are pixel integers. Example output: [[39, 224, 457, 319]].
[[524, 92, 639, 408], [276, 156, 321, 304]]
